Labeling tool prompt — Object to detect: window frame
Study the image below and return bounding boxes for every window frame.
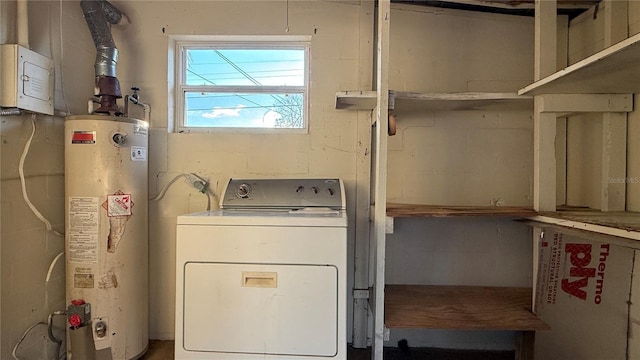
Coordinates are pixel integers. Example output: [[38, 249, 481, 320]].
[[174, 36, 311, 134]]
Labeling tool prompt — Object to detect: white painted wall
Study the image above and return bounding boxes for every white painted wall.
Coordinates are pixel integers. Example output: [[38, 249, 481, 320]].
[[383, 5, 535, 350]]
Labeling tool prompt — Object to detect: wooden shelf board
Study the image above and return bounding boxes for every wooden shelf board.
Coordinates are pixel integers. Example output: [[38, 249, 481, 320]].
[[336, 91, 532, 111], [528, 208, 640, 241], [335, 90, 376, 110], [392, 91, 532, 112], [519, 32, 640, 95], [386, 203, 537, 218], [385, 285, 550, 331]]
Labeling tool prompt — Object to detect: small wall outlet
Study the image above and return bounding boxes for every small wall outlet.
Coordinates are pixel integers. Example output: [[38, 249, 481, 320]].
[[0, 44, 54, 115]]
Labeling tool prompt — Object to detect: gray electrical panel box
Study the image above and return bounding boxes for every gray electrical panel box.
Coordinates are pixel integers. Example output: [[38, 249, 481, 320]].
[[0, 44, 54, 115]]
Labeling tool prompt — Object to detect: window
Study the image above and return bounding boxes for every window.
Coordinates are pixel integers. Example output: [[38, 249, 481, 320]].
[[175, 36, 310, 132]]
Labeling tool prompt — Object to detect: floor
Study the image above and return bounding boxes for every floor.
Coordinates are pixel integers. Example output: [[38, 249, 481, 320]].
[[141, 340, 515, 360]]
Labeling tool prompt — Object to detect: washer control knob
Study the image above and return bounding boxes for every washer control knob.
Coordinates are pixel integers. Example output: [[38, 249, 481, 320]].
[[236, 183, 252, 198], [326, 188, 335, 196]]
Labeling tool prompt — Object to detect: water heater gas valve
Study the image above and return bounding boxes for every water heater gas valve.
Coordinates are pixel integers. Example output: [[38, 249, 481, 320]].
[[67, 299, 91, 329]]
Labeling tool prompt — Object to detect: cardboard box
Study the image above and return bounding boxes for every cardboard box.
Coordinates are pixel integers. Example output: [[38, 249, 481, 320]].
[[534, 232, 638, 359]]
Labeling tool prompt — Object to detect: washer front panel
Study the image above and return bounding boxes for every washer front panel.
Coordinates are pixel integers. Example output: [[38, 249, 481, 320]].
[[175, 222, 347, 360], [183, 262, 338, 356]]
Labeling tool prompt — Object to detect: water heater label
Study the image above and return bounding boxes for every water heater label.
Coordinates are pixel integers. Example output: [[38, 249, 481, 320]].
[[68, 197, 99, 263], [131, 146, 147, 162], [71, 131, 96, 144], [74, 273, 95, 288], [107, 194, 132, 217], [134, 125, 148, 136]]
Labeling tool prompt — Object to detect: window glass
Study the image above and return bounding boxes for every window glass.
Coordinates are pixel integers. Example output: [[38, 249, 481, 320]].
[[185, 49, 305, 87], [184, 92, 304, 128], [176, 40, 309, 132]]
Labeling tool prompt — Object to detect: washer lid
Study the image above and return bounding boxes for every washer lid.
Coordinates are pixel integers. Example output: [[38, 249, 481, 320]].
[[220, 178, 345, 210], [177, 209, 347, 227]]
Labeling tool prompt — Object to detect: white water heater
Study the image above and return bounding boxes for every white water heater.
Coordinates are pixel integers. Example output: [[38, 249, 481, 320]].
[[65, 115, 149, 359]]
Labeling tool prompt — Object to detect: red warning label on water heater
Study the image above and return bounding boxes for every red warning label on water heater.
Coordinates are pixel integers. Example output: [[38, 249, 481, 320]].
[[107, 193, 132, 217], [71, 131, 96, 144]]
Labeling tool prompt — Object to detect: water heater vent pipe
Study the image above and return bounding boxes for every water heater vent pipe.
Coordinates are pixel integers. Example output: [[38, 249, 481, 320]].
[[80, 0, 129, 115]]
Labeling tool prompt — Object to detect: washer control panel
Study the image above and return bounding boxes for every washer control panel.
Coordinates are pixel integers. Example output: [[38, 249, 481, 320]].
[[221, 178, 345, 210]]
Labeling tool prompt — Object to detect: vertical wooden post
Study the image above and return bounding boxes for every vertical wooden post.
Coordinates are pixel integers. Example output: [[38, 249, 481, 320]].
[[532, 0, 557, 331], [372, 1, 390, 359], [601, 0, 628, 211], [533, 0, 557, 212], [352, 0, 375, 349], [534, 105, 557, 212], [556, 15, 569, 207], [515, 331, 536, 360], [604, 0, 628, 45], [601, 113, 627, 211], [534, 0, 557, 81]]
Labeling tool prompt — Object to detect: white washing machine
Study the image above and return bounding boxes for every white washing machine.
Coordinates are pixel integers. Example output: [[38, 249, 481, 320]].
[[175, 178, 347, 360]]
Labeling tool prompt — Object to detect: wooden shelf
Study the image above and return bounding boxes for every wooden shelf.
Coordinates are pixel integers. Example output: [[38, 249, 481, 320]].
[[387, 203, 537, 218], [385, 285, 550, 331], [519, 32, 640, 95], [335, 90, 377, 110], [527, 207, 640, 241], [391, 91, 532, 112], [336, 91, 532, 111]]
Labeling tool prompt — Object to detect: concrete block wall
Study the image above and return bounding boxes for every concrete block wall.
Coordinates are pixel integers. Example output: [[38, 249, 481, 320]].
[[106, 0, 367, 341], [1, 115, 66, 360], [387, 6, 535, 206], [1, 0, 89, 358]]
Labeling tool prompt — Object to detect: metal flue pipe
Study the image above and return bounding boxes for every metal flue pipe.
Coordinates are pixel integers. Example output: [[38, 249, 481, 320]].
[[80, 0, 129, 115]]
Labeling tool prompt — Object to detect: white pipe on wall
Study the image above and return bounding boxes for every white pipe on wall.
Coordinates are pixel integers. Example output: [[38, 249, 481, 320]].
[[0, 0, 14, 44], [16, 0, 28, 47]]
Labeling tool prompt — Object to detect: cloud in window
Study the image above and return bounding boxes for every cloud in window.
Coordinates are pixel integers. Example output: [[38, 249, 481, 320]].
[[202, 104, 246, 118], [262, 110, 282, 127]]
